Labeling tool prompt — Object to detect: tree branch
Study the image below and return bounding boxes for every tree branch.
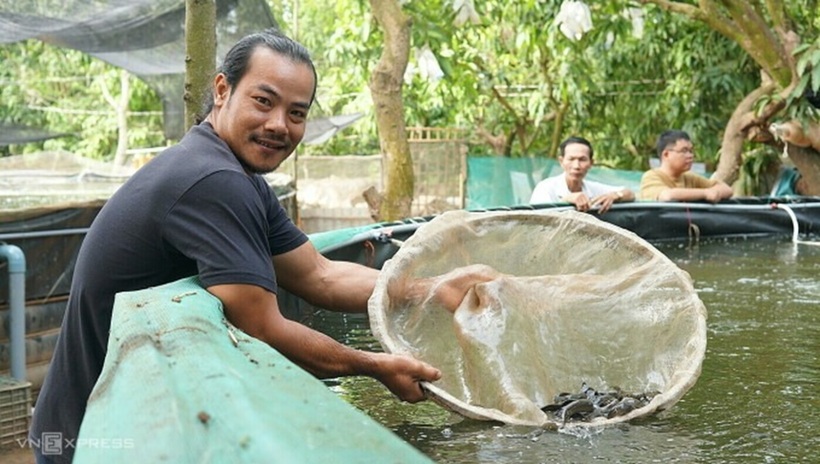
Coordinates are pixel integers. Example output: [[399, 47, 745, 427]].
[[640, 0, 737, 44], [764, 0, 789, 35], [738, 81, 779, 132], [713, 82, 775, 183], [490, 85, 523, 124], [475, 125, 508, 155], [548, 101, 569, 159], [745, 80, 797, 130], [716, 0, 791, 85], [695, 1, 740, 42], [97, 77, 117, 109], [645, 0, 793, 87], [639, 0, 701, 17]]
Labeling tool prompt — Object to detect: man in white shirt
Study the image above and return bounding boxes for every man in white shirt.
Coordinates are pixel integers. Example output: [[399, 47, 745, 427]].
[[530, 136, 634, 213]]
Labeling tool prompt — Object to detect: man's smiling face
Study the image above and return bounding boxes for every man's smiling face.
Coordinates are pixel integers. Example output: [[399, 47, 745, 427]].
[[209, 46, 315, 174]]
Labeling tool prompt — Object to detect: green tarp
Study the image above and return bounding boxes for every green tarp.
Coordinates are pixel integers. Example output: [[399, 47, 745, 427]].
[[76, 277, 432, 464], [465, 157, 644, 209]]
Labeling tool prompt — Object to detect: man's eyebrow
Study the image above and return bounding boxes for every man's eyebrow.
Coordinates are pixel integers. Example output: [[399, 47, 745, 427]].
[[257, 83, 311, 110]]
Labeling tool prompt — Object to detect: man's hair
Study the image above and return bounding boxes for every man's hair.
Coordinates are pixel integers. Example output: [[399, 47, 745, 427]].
[[199, 28, 317, 119], [559, 136, 594, 160], [656, 130, 691, 157]]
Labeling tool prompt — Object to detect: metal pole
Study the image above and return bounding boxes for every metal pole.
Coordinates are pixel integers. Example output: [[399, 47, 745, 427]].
[[0, 243, 27, 381]]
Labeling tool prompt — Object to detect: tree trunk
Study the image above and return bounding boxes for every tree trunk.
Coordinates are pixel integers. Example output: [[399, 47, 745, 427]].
[[788, 145, 820, 195], [184, 0, 217, 132], [113, 70, 130, 167], [99, 69, 131, 166], [367, 0, 413, 222], [773, 121, 820, 196], [712, 83, 774, 184]]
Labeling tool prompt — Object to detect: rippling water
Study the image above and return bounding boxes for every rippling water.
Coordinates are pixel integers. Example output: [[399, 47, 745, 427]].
[[308, 237, 820, 463]]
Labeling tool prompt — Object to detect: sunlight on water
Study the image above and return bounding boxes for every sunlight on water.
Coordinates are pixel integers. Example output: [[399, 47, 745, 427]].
[[310, 237, 819, 463]]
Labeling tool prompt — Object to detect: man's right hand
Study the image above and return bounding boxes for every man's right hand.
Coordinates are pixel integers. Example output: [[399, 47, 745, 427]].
[[564, 192, 592, 212], [369, 352, 442, 403], [703, 182, 733, 203], [703, 186, 723, 203]]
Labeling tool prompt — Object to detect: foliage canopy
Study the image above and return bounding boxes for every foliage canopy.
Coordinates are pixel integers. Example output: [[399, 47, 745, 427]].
[[2, 0, 818, 186]]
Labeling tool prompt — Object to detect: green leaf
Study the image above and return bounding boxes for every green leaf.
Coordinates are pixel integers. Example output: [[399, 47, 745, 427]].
[[792, 74, 810, 101], [791, 43, 811, 56], [811, 64, 820, 91], [796, 53, 811, 75]]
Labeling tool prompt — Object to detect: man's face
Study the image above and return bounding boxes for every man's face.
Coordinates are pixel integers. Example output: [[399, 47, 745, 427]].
[[210, 47, 315, 174], [663, 139, 695, 175], [560, 143, 593, 182]]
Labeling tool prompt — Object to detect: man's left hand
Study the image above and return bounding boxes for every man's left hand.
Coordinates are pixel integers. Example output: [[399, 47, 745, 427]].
[[590, 191, 619, 214]]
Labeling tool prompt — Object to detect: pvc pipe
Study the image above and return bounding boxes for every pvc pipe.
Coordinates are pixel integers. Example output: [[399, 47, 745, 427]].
[[0, 227, 89, 241], [0, 243, 27, 381], [775, 203, 801, 243], [775, 203, 820, 247]]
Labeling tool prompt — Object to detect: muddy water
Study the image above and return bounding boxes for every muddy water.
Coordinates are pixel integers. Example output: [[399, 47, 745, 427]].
[[311, 237, 819, 463]]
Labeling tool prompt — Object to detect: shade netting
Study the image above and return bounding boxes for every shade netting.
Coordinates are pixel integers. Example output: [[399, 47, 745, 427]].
[[0, 0, 277, 140]]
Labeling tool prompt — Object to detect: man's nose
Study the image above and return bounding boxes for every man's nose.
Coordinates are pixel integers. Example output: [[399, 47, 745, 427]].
[[264, 109, 288, 134]]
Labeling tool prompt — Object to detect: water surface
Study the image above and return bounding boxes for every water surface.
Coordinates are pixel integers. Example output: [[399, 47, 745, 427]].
[[311, 237, 819, 463]]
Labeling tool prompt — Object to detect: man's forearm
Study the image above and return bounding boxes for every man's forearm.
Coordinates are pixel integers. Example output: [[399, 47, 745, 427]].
[[272, 316, 377, 377], [306, 260, 378, 313], [714, 182, 734, 199], [658, 188, 713, 202]]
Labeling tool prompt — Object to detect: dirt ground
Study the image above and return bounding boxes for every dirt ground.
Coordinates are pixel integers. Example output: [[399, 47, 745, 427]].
[[0, 446, 35, 464]]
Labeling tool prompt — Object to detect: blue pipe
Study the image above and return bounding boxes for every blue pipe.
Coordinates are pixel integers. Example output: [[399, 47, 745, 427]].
[[0, 244, 26, 381]]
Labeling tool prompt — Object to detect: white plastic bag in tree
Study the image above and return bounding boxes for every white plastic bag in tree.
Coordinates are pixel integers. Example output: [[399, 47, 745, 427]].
[[555, 1, 593, 41], [368, 210, 707, 428]]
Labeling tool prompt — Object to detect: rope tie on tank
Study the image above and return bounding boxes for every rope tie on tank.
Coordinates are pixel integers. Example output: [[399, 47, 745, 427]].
[[363, 240, 376, 268], [685, 206, 700, 247], [371, 229, 405, 248], [362, 229, 407, 268]]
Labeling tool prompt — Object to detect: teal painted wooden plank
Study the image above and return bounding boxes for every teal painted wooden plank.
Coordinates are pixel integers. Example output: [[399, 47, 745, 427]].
[[75, 277, 432, 464]]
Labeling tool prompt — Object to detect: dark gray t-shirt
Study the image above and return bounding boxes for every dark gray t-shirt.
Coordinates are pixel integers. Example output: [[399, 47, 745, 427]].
[[30, 122, 308, 463]]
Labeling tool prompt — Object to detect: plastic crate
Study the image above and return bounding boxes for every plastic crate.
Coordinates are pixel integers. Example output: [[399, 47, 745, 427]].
[[0, 376, 31, 449]]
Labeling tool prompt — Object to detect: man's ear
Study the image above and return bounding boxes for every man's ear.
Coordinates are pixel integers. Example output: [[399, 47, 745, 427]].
[[213, 73, 230, 106]]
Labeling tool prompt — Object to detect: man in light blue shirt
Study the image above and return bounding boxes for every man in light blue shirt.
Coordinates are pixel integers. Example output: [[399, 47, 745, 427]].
[[530, 136, 634, 213]]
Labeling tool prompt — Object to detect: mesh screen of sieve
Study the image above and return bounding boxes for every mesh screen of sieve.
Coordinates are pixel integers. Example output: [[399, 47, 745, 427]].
[[368, 210, 707, 427]]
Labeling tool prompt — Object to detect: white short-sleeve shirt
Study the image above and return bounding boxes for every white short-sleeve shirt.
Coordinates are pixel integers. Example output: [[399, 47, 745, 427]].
[[530, 174, 622, 204]]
